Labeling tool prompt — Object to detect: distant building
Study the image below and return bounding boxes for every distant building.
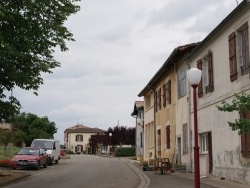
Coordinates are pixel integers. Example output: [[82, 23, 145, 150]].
[[131, 101, 144, 159], [64, 124, 105, 154], [0, 123, 11, 131]]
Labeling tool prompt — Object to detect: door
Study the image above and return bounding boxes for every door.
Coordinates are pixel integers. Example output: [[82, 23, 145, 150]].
[[208, 132, 213, 174], [177, 137, 181, 164]]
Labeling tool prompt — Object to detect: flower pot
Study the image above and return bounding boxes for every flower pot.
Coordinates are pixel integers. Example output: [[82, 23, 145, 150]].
[[0, 167, 12, 176]]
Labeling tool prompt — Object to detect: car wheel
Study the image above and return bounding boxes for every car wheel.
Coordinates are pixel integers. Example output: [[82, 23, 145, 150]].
[[43, 160, 48, 168], [36, 161, 40, 170], [55, 160, 58, 164]]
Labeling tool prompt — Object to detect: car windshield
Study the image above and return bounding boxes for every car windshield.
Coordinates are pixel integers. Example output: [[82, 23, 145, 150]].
[[18, 148, 40, 156], [32, 140, 53, 149]]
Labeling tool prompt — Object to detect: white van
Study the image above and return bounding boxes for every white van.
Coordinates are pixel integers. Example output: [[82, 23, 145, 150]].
[[31, 139, 60, 165]]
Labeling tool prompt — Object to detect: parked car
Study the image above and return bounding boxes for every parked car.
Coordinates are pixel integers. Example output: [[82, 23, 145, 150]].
[[11, 147, 48, 170]]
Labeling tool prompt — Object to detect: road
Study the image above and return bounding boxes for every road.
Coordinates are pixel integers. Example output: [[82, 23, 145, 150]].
[[4, 155, 141, 188]]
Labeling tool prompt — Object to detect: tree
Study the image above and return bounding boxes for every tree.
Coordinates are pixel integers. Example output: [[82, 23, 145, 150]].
[[12, 112, 57, 146], [0, 129, 24, 156], [217, 93, 250, 134], [0, 0, 80, 122]]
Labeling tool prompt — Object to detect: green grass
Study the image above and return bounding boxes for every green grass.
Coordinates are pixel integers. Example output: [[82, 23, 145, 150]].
[[0, 146, 21, 160]]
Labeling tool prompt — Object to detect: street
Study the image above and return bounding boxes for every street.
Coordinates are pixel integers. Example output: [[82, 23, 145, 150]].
[[3, 155, 140, 188]]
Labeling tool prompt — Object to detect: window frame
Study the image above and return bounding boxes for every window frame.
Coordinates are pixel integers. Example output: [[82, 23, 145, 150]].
[[178, 69, 187, 98]]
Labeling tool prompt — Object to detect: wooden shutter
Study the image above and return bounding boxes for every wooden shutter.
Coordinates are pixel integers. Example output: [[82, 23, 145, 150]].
[[166, 125, 170, 149], [228, 32, 237, 81], [208, 51, 214, 92], [197, 59, 203, 98], [240, 111, 250, 158], [154, 91, 157, 112], [168, 80, 171, 104], [163, 84, 166, 107], [158, 88, 161, 110], [242, 22, 249, 74]]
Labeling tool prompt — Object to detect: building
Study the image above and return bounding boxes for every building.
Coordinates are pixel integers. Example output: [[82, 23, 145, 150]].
[[185, 0, 250, 184], [64, 124, 106, 154], [138, 43, 198, 163], [131, 101, 144, 159]]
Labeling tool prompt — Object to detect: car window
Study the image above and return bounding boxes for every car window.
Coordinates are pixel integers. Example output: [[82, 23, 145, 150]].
[[18, 148, 40, 156]]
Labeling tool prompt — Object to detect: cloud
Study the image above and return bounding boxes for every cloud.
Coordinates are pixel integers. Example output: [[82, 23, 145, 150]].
[[12, 0, 243, 143]]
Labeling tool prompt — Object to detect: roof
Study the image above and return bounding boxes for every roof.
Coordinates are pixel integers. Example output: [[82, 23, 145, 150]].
[[64, 124, 106, 134], [185, 0, 249, 60], [138, 43, 199, 97], [131, 101, 144, 117]]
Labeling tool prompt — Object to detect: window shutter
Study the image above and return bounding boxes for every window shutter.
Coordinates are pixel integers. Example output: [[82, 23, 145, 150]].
[[75, 135, 77, 141], [159, 88, 161, 110], [208, 51, 214, 92], [240, 111, 250, 158], [166, 125, 170, 149], [228, 32, 237, 81], [155, 91, 157, 112], [242, 22, 249, 74], [163, 84, 166, 107], [197, 59, 203, 98], [168, 80, 171, 104]]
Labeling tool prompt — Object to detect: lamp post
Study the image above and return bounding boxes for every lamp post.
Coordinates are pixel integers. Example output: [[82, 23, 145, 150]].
[[187, 68, 202, 188], [109, 133, 112, 156]]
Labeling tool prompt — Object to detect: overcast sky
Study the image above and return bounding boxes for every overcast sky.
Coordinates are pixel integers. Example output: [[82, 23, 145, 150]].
[[14, 0, 243, 143]]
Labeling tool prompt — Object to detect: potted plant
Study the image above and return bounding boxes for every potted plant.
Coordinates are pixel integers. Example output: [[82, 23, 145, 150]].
[[141, 161, 148, 171], [0, 159, 16, 176]]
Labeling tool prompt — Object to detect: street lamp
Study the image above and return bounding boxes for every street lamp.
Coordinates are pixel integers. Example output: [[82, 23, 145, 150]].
[[109, 133, 112, 156], [187, 68, 202, 188]]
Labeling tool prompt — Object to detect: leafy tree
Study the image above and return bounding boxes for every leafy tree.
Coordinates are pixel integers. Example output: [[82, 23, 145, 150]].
[[217, 93, 250, 134], [0, 0, 80, 122], [89, 133, 109, 147], [12, 112, 57, 146], [0, 129, 24, 156]]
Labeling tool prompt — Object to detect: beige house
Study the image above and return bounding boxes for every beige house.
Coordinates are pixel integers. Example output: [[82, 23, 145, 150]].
[[64, 124, 105, 154], [138, 43, 197, 163]]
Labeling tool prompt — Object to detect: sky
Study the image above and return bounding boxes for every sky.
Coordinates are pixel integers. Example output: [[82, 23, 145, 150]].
[[14, 0, 243, 143]]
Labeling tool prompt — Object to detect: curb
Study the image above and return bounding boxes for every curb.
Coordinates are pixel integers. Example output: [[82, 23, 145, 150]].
[[0, 173, 30, 187]]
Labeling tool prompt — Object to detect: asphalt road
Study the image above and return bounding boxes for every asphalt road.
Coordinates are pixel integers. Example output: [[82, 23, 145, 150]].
[[3, 155, 140, 188]]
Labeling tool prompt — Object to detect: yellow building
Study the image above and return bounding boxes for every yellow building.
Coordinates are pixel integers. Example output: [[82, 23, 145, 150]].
[[138, 44, 198, 166]]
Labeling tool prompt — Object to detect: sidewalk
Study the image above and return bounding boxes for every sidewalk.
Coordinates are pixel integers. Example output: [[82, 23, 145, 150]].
[[127, 159, 250, 188]]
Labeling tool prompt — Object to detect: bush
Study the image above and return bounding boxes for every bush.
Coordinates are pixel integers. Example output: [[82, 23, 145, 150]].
[[114, 147, 135, 157], [0, 159, 16, 169]]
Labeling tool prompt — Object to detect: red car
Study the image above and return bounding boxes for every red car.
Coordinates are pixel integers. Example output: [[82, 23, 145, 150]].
[[12, 147, 48, 170]]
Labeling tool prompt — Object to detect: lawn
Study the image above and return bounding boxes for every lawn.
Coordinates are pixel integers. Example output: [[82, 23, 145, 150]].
[[0, 146, 21, 160]]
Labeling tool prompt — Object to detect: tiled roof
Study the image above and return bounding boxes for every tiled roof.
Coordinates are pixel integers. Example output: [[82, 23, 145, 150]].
[[64, 124, 106, 133]]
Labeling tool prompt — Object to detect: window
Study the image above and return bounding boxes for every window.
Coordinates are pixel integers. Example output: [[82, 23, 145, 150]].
[[183, 124, 188, 154], [178, 69, 186, 98], [201, 133, 208, 153], [197, 50, 214, 97], [166, 125, 171, 149], [163, 80, 171, 106], [75, 134, 83, 142], [237, 22, 250, 75], [228, 22, 249, 81], [240, 111, 250, 158], [158, 88, 161, 110]]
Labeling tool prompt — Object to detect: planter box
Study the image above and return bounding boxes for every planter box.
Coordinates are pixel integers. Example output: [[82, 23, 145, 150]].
[[0, 167, 12, 176]]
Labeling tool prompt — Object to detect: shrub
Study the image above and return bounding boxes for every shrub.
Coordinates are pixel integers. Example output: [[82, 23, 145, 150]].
[[115, 147, 135, 157], [0, 159, 16, 169]]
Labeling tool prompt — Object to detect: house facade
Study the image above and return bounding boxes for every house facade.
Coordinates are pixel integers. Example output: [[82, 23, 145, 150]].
[[131, 101, 144, 159], [138, 44, 198, 163], [185, 1, 250, 184], [136, 1, 250, 185], [64, 124, 105, 154]]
